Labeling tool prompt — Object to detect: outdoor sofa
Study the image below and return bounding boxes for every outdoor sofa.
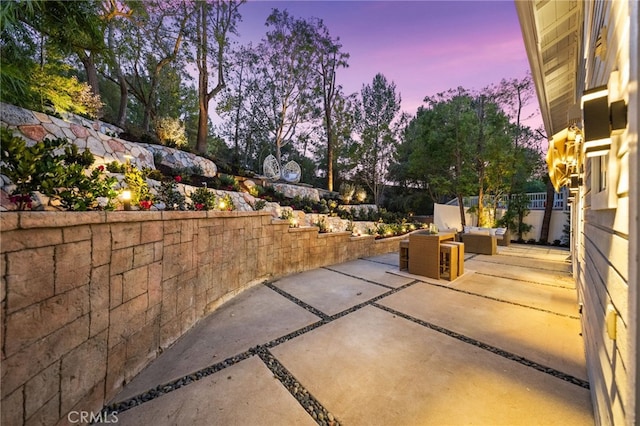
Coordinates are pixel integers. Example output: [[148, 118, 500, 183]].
[[460, 226, 509, 255]]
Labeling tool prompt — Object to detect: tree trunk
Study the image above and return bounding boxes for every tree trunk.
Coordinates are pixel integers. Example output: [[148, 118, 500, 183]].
[[539, 178, 555, 243], [458, 194, 467, 227], [326, 111, 334, 191], [79, 52, 100, 97], [116, 73, 128, 128]]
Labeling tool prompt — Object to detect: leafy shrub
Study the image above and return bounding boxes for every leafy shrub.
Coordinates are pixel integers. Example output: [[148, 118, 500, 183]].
[[0, 128, 117, 210], [314, 217, 330, 233], [217, 194, 235, 211], [158, 179, 186, 210], [191, 187, 216, 211], [145, 168, 164, 181], [252, 199, 267, 211], [124, 164, 151, 206], [106, 161, 126, 173], [155, 117, 187, 148], [339, 182, 355, 204], [190, 164, 204, 176], [218, 174, 240, 191], [354, 186, 367, 203]]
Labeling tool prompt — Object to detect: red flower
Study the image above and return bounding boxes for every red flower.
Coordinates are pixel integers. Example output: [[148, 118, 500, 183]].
[[174, 175, 182, 183], [195, 203, 204, 211], [139, 200, 153, 210], [97, 165, 105, 172]]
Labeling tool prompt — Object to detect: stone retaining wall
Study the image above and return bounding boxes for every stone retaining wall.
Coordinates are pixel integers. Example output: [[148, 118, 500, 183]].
[[0, 211, 403, 426], [0, 103, 217, 177]]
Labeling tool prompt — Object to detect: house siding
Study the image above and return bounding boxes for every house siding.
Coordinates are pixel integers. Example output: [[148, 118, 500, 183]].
[[576, 1, 637, 424]]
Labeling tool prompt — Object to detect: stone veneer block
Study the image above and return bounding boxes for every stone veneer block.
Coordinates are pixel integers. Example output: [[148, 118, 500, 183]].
[[111, 222, 142, 250], [1, 315, 89, 398], [122, 265, 148, 302], [5, 285, 89, 355], [55, 241, 92, 293], [108, 294, 147, 349], [106, 211, 162, 223], [86, 135, 107, 157], [110, 247, 134, 276], [162, 211, 205, 220], [62, 127, 75, 140], [31, 111, 51, 123], [60, 332, 107, 413], [50, 116, 70, 128], [42, 122, 65, 139], [90, 265, 110, 337], [0, 213, 19, 231], [62, 225, 92, 243], [18, 212, 105, 229], [24, 360, 59, 419], [91, 224, 112, 267], [0, 103, 38, 125], [5, 246, 55, 313]]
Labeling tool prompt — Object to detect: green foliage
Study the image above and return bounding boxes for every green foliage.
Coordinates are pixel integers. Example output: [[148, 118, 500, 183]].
[[158, 180, 186, 211], [190, 187, 216, 210], [217, 194, 235, 211], [152, 152, 164, 167], [30, 58, 103, 118], [1, 128, 65, 208], [353, 73, 402, 205], [217, 174, 240, 191], [280, 209, 293, 220], [124, 164, 151, 206], [0, 128, 117, 210], [106, 161, 126, 173], [288, 195, 324, 214], [314, 217, 330, 233], [145, 169, 164, 181], [497, 193, 533, 240], [339, 182, 355, 204], [55, 149, 118, 211], [155, 116, 187, 148], [252, 199, 267, 211]]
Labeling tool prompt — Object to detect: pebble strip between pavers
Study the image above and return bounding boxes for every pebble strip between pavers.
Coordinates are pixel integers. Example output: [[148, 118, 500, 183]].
[[100, 266, 588, 425]]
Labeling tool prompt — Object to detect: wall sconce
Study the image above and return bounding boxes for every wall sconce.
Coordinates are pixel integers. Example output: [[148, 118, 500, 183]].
[[122, 190, 132, 210], [581, 84, 628, 157]]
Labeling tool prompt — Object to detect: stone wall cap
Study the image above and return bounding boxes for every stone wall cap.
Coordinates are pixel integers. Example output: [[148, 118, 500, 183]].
[[288, 226, 317, 233], [16, 211, 106, 229], [106, 211, 163, 222], [318, 231, 351, 238]]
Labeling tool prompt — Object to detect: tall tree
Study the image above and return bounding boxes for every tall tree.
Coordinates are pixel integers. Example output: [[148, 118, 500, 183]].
[[249, 9, 318, 168], [469, 93, 512, 226], [310, 18, 349, 191], [102, 0, 136, 127], [193, 0, 243, 154], [123, 0, 191, 131], [354, 73, 401, 206]]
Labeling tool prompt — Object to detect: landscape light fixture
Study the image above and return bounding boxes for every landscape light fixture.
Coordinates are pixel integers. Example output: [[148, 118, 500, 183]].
[[581, 84, 628, 157], [122, 190, 132, 211]]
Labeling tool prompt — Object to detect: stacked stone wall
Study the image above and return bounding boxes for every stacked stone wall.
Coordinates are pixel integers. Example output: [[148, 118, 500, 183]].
[[0, 211, 402, 425]]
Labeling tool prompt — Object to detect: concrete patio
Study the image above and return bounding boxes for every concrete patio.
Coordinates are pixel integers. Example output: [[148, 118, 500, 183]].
[[101, 244, 594, 425]]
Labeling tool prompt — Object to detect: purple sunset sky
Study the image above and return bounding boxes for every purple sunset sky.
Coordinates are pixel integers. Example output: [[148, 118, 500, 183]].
[[232, 0, 541, 129]]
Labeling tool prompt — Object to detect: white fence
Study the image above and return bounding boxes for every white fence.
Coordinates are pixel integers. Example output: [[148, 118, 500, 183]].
[[434, 202, 569, 243], [446, 188, 568, 211]]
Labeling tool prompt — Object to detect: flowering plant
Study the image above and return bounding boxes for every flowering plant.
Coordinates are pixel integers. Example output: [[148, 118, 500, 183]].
[[190, 186, 216, 210], [0, 128, 117, 211], [139, 199, 153, 210]]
